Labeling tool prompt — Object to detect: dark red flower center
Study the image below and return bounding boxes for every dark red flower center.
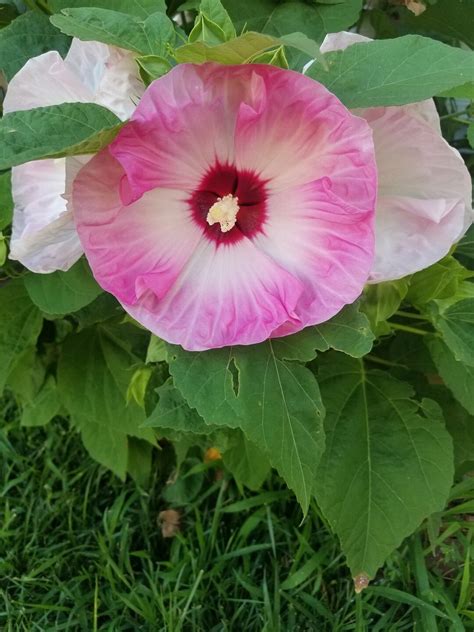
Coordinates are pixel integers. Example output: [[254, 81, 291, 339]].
[[189, 163, 267, 244]]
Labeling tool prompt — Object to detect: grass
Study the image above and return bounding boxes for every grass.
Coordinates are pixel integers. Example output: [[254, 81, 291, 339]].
[[1, 394, 473, 631]]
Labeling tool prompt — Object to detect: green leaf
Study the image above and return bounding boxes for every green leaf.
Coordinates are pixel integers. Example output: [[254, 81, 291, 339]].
[[440, 82, 474, 99], [223, 0, 362, 42], [24, 258, 102, 315], [136, 54, 171, 85], [58, 326, 155, 443], [0, 171, 13, 230], [21, 376, 61, 427], [168, 340, 325, 514], [310, 303, 375, 357], [360, 279, 410, 336], [443, 397, 474, 475], [314, 354, 454, 579], [468, 124, 474, 150], [0, 233, 6, 266], [48, 0, 166, 18], [190, 0, 235, 43], [455, 225, 474, 269], [250, 45, 289, 68], [307, 35, 474, 108], [6, 346, 46, 404], [79, 418, 129, 479], [0, 11, 70, 81], [399, 0, 474, 49], [0, 3, 18, 29], [126, 366, 153, 408], [175, 31, 276, 63], [426, 336, 474, 416], [0, 280, 43, 394], [407, 257, 471, 306], [222, 430, 271, 491], [144, 379, 214, 434], [0, 103, 122, 170], [50, 8, 175, 56], [428, 297, 474, 367], [146, 335, 168, 363], [127, 437, 153, 486]]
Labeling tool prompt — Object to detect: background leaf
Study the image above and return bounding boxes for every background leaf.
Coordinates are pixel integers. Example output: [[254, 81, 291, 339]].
[[51, 7, 175, 55], [428, 297, 474, 366], [47, 0, 167, 18], [0, 171, 13, 230], [314, 354, 454, 579], [0, 11, 70, 81], [0, 280, 43, 394], [0, 103, 122, 170], [24, 258, 102, 315]]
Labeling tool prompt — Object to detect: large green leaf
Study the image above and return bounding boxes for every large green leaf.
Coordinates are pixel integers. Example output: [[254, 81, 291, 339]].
[[360, 279, 409, 336], [58, 326, 155, 445], [222, 430, 271, 491], [79, 418, 129, 479], [24, 258, 102, 315], [0, 171, 13, 230], [406, 257, 471, 306], [0, 280, 43, 394], [307, 35, 474, 108], [51, 7, 175, 55], [426, 337, 474, 416], [314, 354, 454, 580], [223, 0, 362, 42], [144, 379, 215, 434], [48, 0, 166, 18], [428, 297, 474, 367], [0, 11, 70, 80], [20, 376, 61, 427], [0, 103, 122, 170], [168, 339, 325, 514]]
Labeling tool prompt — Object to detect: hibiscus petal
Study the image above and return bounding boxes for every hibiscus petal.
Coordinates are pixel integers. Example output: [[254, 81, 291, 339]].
[[3, 50, 94, 112], [73, 149, 204, 305], [253, 176, 375, 336], [65, 39, 144, 120], [234, 64, 375, 192], [365, 106, 472, 281]]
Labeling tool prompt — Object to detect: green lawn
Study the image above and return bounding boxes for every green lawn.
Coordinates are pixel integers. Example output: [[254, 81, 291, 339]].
[[1, 395, 472, 631]]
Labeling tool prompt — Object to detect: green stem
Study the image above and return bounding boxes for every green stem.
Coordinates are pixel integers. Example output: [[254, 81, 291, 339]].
[[439, 108, 470, 120], [395, 310, 428, 321], [410, 534, 438, 632], [390, 322, 428, 336], [365, 355, 404, 368]]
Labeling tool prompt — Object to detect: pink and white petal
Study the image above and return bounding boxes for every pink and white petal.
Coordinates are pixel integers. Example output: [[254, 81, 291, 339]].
[[320, 31, 370, 54], [109, 63, 248, 199], [124, 238, 305, 351], [363, 106, 473, 281], [233, 64, 376, 192], [3, 50, 94, 113], [252, 177, 375, 336], [65, 40, 144, 120], [9, 159, 83, 272], [10, 211, 83, 273], [73, 150, 204, 305]]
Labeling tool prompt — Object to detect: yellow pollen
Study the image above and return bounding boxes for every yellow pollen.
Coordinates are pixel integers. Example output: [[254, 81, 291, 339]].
[[206, 194, 240, 233]]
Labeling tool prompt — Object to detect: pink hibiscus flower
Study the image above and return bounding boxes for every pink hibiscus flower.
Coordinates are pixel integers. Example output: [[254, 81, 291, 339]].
[[73, 63, 377, 350], [320, 32, 473, 283]]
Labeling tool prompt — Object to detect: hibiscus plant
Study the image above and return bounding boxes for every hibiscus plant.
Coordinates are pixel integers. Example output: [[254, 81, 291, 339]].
[[0, 0, 473, 588]]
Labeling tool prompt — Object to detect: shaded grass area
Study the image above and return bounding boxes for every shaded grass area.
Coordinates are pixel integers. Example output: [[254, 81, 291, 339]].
[[0, 396, 473, 631]]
